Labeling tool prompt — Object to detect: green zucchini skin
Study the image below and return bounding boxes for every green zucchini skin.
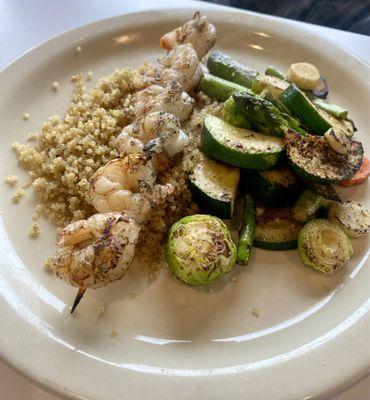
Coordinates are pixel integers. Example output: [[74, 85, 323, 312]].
[[189, 155, 240, 219], [222, 96, 253, 129], [253, 206, 303, 250], [241, 168, 302, 206], [201, 126, 281, 170], [201, 115, 284, 170], [285, 129, 363, 183], [236, 194, 256, 265], [207, 50, 258, 88], [265, 66, 285, 80], [189, 180, 231, 219], [279, 84, 331, 135], [253, 238, 298, 250], [199, 73, 249, 102]]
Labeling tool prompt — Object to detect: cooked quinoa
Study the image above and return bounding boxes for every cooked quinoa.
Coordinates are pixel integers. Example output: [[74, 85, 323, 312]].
[[5, 175, 18, 186], [12, 188, 26, 203], [29, 223, 41, 238], [51, 81, 60, 91], [13, 68, 147, 226], [28, 132, 39, 141], [12, 64, 221, 271], [86, 71, 93, 81]]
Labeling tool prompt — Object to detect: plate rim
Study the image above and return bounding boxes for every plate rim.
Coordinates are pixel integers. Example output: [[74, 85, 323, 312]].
[[0, 5, 369, 400]]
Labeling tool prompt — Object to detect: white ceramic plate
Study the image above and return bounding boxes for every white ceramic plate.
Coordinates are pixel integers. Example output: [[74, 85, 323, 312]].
[[0, 7, 369, 400]]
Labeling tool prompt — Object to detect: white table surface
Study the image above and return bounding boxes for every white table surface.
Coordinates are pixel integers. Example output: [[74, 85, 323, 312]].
[[0, 1, 369, 399]]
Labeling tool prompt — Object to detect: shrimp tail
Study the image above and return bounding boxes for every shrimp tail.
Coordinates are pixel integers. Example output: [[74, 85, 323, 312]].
[[71, 287, 86, 314]]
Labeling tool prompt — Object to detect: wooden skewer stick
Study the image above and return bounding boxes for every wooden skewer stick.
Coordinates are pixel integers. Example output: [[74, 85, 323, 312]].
[[70, 287, 86, 314]]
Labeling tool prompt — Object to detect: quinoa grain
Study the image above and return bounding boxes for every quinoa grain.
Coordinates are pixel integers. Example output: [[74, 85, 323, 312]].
[[29, 223, 40, 238], [28, 132, 39, 141], [12, 188, 26, 203], [51, 81, 60, 91], [5, 175, 18, 186], [110, 329, 118, 338]]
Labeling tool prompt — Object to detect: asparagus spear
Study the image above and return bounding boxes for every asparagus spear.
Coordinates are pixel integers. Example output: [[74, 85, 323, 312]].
[[312, 98, 348, 119], [221, 96, 253, 129], [265, 66, 285, 80], [233, 91, 306, 137], [236, 194, 256, 266]]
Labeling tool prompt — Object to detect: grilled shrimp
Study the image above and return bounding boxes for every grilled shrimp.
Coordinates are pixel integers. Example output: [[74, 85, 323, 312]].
[[133, 14, 217, 118], [51, 153, 174, 308], [160, 12, 217, 58], [116, 111, 189, 158], [90, 153, 174, 222], [158, 44, 203, 91], [132, 81, 194, 121], [52, 212, 141, 290], [48, 15, 218, 313]]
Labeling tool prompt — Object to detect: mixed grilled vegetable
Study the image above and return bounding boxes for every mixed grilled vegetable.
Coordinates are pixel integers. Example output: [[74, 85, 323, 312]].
[[166, 50, 370, 286], [166, 214, 236, 285]]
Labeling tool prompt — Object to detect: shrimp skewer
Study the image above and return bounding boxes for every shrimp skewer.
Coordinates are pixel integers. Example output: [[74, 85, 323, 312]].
[[52, 126, 187, 310], [51, 212, 141, 312], [50, 14, 217, 311], [52, 151, 178, 310]]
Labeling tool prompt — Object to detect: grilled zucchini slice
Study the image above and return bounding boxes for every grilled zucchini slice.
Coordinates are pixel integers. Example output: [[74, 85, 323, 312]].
[[201, 115, 284, 170], [242, 167, 301, 206], [284, 130, 363, 183], [253, 206, 303, 250], [279, 84, 331, 135], [189, 154, 240, 219]]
